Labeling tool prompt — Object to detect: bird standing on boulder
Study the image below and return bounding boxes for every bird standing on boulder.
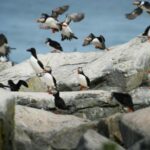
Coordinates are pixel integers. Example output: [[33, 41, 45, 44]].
[[111, 92, 134, 112], [126, 1, 150, 20], [77, 67, 90, 91], [26, 48, 45, 76], [0, 80, 28, 91], [45, 38, 63, 52], [82, 33, 109, 50]]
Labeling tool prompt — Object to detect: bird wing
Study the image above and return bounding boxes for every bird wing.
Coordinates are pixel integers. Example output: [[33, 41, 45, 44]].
[[52, 41, 63, 51], [17, 80, 28, 89], [51, 5, 69, 19], [125, 7, 143, 20], [143, 25, 150, 36], [0, 34, 8, 46], [37, 60, 45, 70], [85, 75, 90, 87], [65, 13, 85, 25], [98, 35, 105, 42], [52, 76, 57, 87]]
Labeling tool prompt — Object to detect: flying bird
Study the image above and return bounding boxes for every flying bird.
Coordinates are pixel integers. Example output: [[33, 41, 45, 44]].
[[77, 67, 90, 90], [45, 38, 63, 52], [60, 13, 85, 41], [83, 33, 109, 50], [111, 92, 134, 112], [37, 5, 69, 33], [26, 48, 45, 76], [0, 80, 28, 91], [40, 66, 57, 94], [126, 1, 150, 20]]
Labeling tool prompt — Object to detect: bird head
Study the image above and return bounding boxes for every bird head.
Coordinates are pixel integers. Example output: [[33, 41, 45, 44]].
[[45, 38, 51, 44], [82, 33, 94, 46], [36, 13, 49, 23], [26, 47, 36, 53], [133, 1, 142, 6], [77, 67, 83, 74]]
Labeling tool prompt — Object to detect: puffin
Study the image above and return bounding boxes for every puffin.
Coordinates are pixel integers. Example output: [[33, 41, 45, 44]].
[[0, 80, 28, 91], [77, 67, 90, 90], [126, 1, 150, 20], [83, 33, 109, 50], [45, 38, 63, 52], [60, 13, 85, 41], [0, 34, 15, 62], [37, 5, 69, 33], [26, 48, 45, 76], [40, 66, 57, 94], [52, 90, 70, 110], [142, 25, 150, 41], [111, 92, 134, 112]]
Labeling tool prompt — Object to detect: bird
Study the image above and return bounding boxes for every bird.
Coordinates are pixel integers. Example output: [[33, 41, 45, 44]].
[[40, 66, 57, 94], [82, 33, 109, 50], [60, 13, 85, 41], [36, 5, 69, 33], [126, 1, 150, 20], [0, 34, 15, 62], [0, 80, 28, 91], [77, 67, 90, 90], [111, 92, 134, 112], [26, 48, 45, 76], [45, 38, 63, 52], [142, 25, 150, 41], [52, 90, 70, 110]]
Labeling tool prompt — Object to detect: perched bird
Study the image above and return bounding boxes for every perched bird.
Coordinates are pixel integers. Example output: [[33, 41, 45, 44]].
[[77, 67, 90, 90], [37, 5, 69, 33], [142, 25, 150, 41], [0, 34, 15, 62], [40, 66, 57, 94], [60, 13, 85, 41], [111, 92, 134, 112], [45, 38, 63, 52], [83, 33, 109, 50], [126, 1, 150, 20], [0, 80, 28, 91], [26, 48, 45, 76], [52, 90, 70, 110]]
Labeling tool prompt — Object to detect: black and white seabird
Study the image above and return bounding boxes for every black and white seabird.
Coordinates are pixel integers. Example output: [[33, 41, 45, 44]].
[[83, 33, 109, 50], [0, 34, 15, 62], [0, 80, 28, 91], [37, 5, 69, 33], [111, 92, 134, 112], [52, 90, 70, 110], [40, 66, 57, 94], [45, 38, 63, 52], [26, 48, 45, 76], [77, 67, 90, 91], [142, 25, 150, 41], [60, 13, 85, 41], [126, 1, 150, 20]]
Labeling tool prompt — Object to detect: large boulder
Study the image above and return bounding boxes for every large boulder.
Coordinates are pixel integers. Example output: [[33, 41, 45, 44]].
[[0, 37, 149, 91], [15, 105, 97, 150], [119, 107, 150, 148], [0, 61, 13, 72], [0, 89, 15, 150]]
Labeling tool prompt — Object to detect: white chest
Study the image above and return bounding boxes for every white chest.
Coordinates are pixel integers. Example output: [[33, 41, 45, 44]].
[[91, 38, 101, 47], [45, 18, 59, 29], [78, 74, 88, 87], [62, 26, 72, 36]]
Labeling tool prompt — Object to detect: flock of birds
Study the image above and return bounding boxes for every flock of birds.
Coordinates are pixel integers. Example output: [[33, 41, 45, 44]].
[[0, 1, 150, 112]]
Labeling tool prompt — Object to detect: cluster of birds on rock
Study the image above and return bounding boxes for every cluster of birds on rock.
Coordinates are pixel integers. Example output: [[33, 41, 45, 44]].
[[1, 1, 150, 112]]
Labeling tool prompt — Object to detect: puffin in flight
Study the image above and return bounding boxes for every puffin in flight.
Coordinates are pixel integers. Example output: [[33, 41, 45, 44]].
[[77, 67, 90, 90], [45, 38, 63, 52], [37, 5, 69, 33], [126, 1, 150, 20], [83, 33, 109, 50], [0, 80, 28, 91], [60, 13, 85, 41], [26, 48, 45, 76], [111, 92, 134, 112], [0, 34, 15, 62], [142, 25, 150, 41], [40, 66, 57, 94]]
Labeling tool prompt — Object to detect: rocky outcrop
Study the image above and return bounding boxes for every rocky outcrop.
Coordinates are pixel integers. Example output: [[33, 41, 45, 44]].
[[0, 89, 15, 150], [76, 129, 125, 150], [15, 105, 96, 150], [0, 61, 12, 72], [0, 37, 150, 91]]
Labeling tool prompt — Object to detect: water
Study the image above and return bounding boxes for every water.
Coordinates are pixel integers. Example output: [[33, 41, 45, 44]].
[[0, 0, 150, 63]]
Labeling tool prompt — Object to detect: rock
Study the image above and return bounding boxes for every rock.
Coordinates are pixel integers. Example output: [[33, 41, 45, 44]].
[[76, 129, 125, 150], [0, 37, 149, 91], [0, 61, 13, 72], [0, 89, 15, 150], [119, 107, 150, 148], [15, 105, 97, 150]]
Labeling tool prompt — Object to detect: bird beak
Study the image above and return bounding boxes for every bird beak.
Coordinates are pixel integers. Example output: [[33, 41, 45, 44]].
[[133, 1, 140, 5], [26, 49, 30, 52], [36, 18, 45, 23]]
